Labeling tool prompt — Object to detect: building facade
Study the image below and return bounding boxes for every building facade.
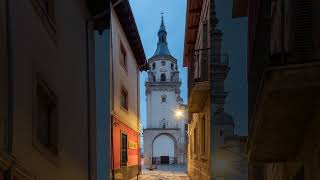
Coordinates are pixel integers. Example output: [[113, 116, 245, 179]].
[[143, 16, 187, 166], [0, 0, 110, 179], [184, 0, 248, 179], [183, 0, 213, 179], [233, 0, 320, 179], [110, 1, 147, 179]]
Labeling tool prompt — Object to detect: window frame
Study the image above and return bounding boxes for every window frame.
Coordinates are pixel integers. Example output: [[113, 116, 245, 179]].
[[160, 73, 166, 81], [193, 125, 198, 158], [119, 42, 128, 72], [120, 132, 128, 167], [161, 94, 167, 103], [120, 86, 128, 111], [200, 114, 206, 155]]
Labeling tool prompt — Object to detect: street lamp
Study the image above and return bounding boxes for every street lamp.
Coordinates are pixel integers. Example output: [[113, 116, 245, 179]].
[[175, 109, 183, 118]]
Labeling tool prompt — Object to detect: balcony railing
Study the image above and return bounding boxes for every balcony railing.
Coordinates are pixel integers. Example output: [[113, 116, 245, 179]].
[[188, 49, 229, 95], [145, 78, 181, 83]]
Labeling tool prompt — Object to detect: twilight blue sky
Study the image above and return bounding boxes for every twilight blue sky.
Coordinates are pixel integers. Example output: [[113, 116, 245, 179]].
[[129, 0, 248, 136]]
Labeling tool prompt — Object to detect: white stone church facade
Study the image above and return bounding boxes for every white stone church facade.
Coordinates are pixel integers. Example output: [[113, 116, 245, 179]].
[[143, 17, 187, 165]]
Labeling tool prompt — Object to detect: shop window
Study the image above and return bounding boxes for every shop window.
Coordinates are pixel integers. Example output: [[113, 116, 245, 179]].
[[121, 133, 128, 166]]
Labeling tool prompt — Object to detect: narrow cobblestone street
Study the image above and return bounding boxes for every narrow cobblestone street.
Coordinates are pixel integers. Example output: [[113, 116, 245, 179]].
[[130, 165, 189, 180]]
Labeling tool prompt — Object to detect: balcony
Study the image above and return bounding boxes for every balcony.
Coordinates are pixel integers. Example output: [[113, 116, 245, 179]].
[[187, 52, 230, 113], [247, 62, 320, 163], [188, 80, 210, 113]]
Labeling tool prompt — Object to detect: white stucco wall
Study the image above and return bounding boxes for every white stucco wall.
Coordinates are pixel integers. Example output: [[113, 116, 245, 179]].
[[149, 58, 176, 81], [148, 90, 178, 128], [111, 9, 139, 131]]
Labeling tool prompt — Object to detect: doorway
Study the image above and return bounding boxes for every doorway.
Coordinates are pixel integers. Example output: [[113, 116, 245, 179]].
[[160, 156, 169, 164]]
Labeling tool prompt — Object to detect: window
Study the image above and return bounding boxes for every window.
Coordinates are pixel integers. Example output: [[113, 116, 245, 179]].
[[194, 127, 197, 154], [171, 63, 174, 70], [121, 87, 128, 110], [270, 0, 294, 55], [203, 23, 208, 49], [153, 75, 156, 82], [201, 116, 206, 154], [152, 63, 156, 70], [161, 61, 166, 66], [161, 94, 167, 103], [121, 133, 128, 166], [161, 118, 166, 129], [160, 73, 166, 81], [120, 43, 127, 70], [190, 132, 193, 159], [220, 130, 223, 136], [36, 78, 58, 155]]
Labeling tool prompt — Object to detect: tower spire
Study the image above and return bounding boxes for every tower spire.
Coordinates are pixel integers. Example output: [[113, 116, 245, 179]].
[[153, 13, 171, 56]]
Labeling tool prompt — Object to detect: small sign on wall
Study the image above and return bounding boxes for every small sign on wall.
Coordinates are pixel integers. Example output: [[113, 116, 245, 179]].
[[128, 141, 138, 149]]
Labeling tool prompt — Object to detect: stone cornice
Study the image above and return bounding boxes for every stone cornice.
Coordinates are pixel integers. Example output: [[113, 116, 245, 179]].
[[145, 82, 181, 95], [148, 55, 177, 64]]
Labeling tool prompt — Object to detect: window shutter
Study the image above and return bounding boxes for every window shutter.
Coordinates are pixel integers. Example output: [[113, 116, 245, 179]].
[[294, 0, 312, 63]]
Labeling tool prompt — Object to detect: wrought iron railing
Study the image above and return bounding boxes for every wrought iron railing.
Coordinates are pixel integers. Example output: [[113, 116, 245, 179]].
[[188, 48, 229, 97]]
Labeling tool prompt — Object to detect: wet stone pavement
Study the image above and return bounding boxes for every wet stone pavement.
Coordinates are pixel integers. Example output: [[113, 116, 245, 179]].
[[130, 165, 189, 180]]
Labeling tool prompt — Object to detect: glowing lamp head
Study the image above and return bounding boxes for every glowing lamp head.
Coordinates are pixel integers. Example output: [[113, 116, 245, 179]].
[[175, 110, 183, 118]]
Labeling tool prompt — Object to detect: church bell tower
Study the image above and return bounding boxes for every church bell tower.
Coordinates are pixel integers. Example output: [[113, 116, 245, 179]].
[[143, 15, 187, 165]]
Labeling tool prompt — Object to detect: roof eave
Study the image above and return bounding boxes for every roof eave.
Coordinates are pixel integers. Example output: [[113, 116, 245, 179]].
[[112, 0, 147, 66], [183, 0, 203, 67]]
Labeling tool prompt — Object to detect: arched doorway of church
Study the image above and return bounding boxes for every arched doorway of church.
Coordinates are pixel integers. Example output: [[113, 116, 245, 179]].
[[152, 134, 175, 164]]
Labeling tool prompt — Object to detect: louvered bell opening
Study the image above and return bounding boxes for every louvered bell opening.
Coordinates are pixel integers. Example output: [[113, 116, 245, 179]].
[[294, 0, 313, 63]]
